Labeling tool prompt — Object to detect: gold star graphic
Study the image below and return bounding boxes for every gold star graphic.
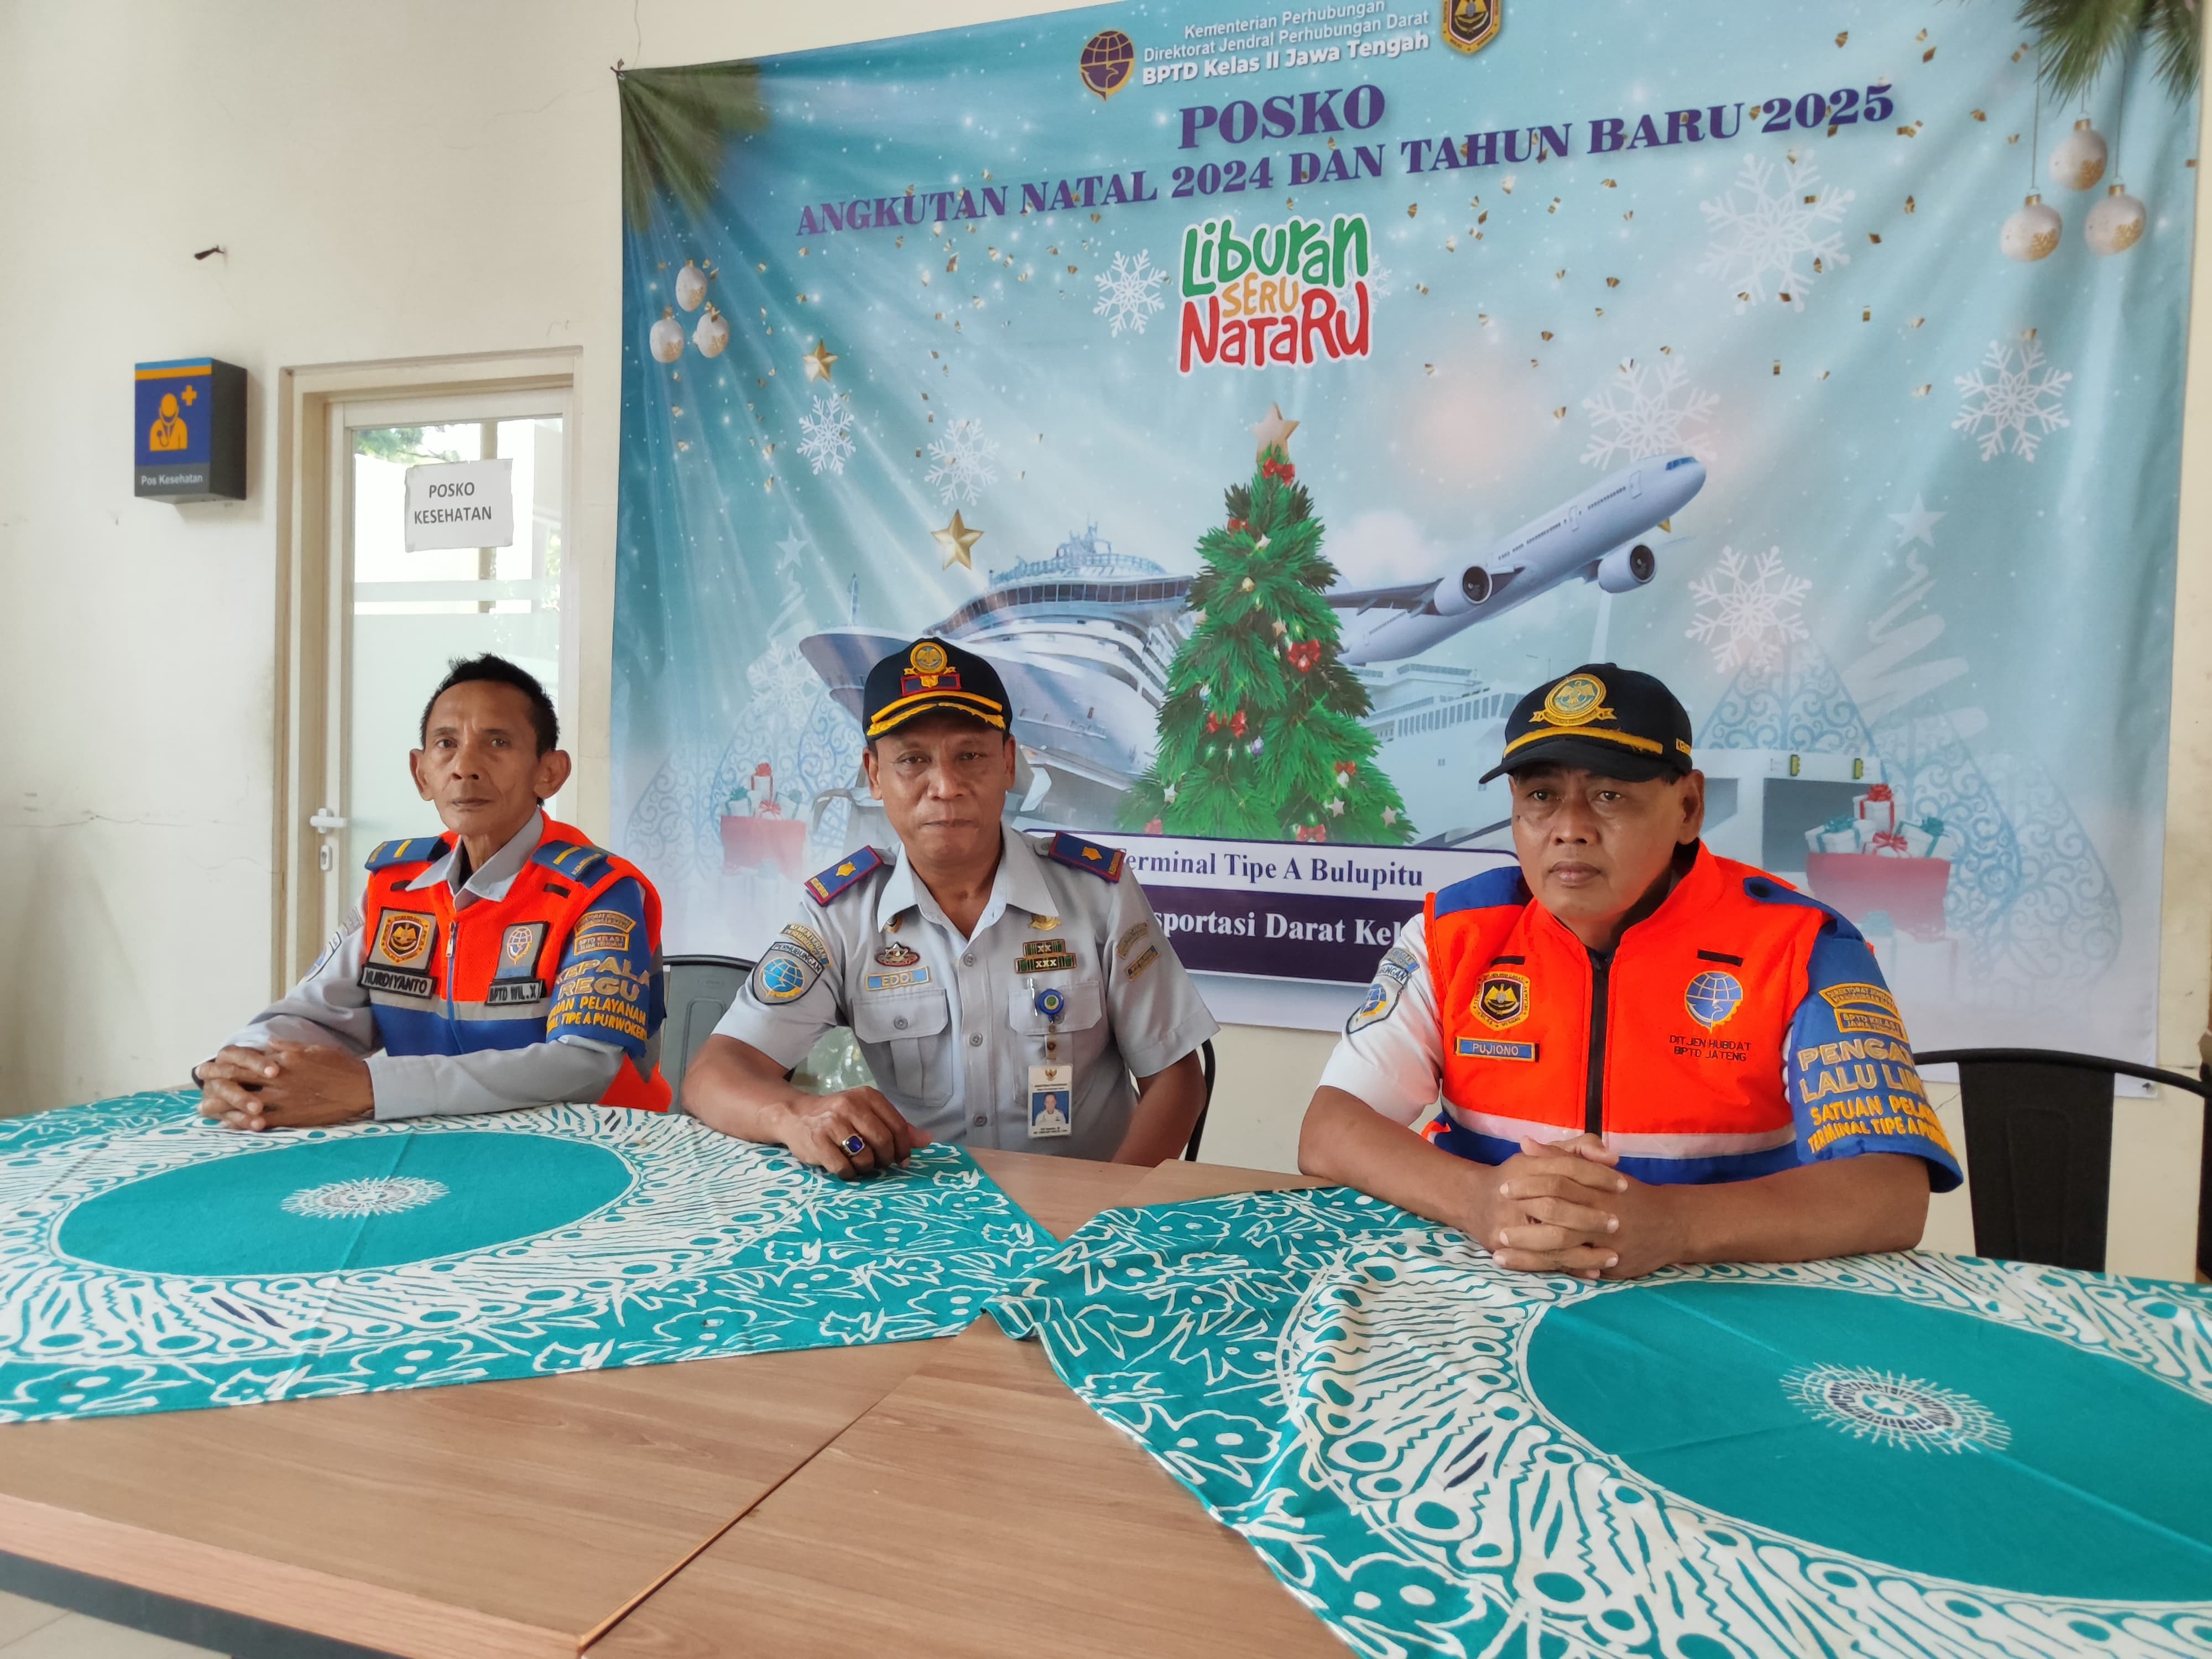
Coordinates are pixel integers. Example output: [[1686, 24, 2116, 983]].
[[802, 338, 839, 382], [1251, 401, 1298, 458], [933, 510, 983, 568]]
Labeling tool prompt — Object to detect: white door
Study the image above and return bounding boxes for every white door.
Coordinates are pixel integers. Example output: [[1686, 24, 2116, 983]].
[[310, 389, 576, 938]]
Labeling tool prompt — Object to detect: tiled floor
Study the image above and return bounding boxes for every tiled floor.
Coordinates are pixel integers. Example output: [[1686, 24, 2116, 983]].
[[0, 1594, 220, 1658]]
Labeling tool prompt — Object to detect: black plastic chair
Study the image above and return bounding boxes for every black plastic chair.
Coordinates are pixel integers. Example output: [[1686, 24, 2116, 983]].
[[1912, 1047, 2210, 1274], [1180, 1039, 1220, 1163], [660, 954, 753, 1111]]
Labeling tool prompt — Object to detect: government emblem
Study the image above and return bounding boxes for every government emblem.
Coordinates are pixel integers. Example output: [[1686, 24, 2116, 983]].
[[1079, 29, 1135, 98], [1442, 0, 1500, 55], [376, 911, 433, 966], [874, 940, 921, 967], [1531, 672, 1611, 729], [1474, 969, 1530, 1029], [1684, 969, 1745, 1029]]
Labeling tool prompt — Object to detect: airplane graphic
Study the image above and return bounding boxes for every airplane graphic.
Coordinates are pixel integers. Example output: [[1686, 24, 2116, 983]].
[[1330, 452, 1708, 665], [798, 453, 1706, 821]]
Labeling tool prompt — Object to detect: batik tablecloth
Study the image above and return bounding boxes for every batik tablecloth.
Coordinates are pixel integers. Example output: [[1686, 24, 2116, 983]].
[[990, 1188, 2212, 1658], [0, 1090, 1053, 1421]]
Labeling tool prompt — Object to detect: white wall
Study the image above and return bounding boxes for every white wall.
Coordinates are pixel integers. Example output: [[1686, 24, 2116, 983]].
[[0, 0, 2203, 1275]]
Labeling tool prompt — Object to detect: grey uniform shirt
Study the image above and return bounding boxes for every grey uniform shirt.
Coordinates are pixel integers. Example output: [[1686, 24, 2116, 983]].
[[216, 811, 623, 1120], [714, 827, 1219, 1159]]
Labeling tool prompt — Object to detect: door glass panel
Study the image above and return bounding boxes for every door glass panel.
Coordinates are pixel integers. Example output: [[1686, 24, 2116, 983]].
[[345, 416, 564, 910]]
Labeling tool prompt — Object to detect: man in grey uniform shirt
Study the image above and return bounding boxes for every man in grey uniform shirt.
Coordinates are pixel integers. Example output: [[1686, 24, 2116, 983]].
[[195, 656, 671, 1130], [685, 637, 1218, 1176]]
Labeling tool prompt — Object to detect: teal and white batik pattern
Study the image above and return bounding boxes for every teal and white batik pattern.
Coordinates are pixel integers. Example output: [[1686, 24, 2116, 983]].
[[1, 1091, 1053, 1422], [991, 1191, 2212, 1658]]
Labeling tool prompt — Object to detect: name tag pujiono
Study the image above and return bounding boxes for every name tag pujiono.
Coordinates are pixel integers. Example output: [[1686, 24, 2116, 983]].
[[361, 965, 434, 998], [1457, 1037, 1539, 1062], [484, 979, 548, 1006]]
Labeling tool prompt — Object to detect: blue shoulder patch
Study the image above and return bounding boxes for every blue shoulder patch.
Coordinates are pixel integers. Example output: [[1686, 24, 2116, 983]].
[[1741, 875, 1864, 942], [364, 834, 452, 873], [1044, 832, 1125, 882], [1432, 864, 1531, 919], [806, 846, 885, 904], [530, 839, 613, 884]]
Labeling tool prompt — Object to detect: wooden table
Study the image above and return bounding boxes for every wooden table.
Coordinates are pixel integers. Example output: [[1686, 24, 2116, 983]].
[[589, 1159, 1340, 1659], [0, 1149, 1144, 1659]]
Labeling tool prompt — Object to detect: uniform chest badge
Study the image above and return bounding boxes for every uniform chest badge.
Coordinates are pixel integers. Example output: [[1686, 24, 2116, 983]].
[[500, 924, 541, 968], [1684, 969, 1745, 1029], [375, 911, 435, 967], [874, 940, 921, 967], [1474, 969, 1531, 1029], [1030, 914, 1062, 931]]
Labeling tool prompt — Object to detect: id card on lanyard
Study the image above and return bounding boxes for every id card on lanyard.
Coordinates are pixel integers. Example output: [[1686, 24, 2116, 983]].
[[1028, 984, 1073, 1139]]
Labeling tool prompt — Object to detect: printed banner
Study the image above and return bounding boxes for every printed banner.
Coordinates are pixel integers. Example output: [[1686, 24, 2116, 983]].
[[613, 2, 2196, 1051]]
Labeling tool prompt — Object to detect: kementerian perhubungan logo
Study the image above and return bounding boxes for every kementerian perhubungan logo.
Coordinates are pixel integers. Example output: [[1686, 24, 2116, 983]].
[[1177, 213, 1373, 374]]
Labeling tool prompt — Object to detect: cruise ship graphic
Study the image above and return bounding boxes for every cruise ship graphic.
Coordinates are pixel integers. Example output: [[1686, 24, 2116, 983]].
[[798, 452, 1705, 827]]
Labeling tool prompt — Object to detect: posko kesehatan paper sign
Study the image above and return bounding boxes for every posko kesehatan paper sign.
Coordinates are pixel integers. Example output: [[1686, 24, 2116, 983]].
[[611, 1, 2195, 1047]]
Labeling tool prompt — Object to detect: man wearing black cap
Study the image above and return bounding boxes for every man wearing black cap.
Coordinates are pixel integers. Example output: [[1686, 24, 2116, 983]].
[[1298, 663, 1961, 1279], [684, 637, 1218, 1175]]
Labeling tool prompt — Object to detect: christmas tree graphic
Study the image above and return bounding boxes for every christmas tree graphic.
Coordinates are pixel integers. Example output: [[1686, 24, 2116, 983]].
[[1123, 409, 1414, 846]]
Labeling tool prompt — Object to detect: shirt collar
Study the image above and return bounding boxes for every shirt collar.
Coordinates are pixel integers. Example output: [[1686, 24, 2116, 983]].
[[406, 810, 546, 901], [874, 823, 1050, 938]]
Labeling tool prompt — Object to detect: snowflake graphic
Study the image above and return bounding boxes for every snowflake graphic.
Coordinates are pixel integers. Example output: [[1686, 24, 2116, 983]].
[[282, 1177, 449, 1219], [1092, 250, 1170, 336], [1686, 545, 1811, 674], [1953, 336, 2072, 462], [796, 394, 855, 476], [926, 417, 998, 506], [1699, 151, 1854, 313], [1367, 260, 1397, 298], [747, 637, 822, 724], [1582, 355, 1718, 468]]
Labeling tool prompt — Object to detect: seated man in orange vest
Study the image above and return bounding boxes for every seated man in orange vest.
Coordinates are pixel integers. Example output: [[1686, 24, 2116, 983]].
[[195, 655, 670, 1130], [1299, 663, 1960, 1280]]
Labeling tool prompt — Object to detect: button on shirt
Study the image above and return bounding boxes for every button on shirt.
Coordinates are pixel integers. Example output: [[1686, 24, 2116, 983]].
[[714, 827, 1218, 1159], [218, 812, 625, 1120]]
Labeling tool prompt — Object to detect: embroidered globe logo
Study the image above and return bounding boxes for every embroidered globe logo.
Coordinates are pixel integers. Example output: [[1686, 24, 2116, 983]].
[[1684, 969, 1744, 1028], [281, 1176, 451, 1219], [1784, 1364, 2010, 1454]]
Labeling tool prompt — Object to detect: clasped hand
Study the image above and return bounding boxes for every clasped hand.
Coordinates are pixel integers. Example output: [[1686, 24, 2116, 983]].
[[1475, 1133, 1684, 1280], [196, 1042, 375, 1131]]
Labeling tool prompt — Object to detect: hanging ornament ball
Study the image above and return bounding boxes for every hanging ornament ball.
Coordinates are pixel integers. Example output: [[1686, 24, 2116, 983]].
[[649, 307, 686, 364], [692, 305, 731, 358], [2085, 184, 2148, 256], [675, 258, 709, 312], [2000, 195, 2063, 263], [2049, 119, 2109, 192]]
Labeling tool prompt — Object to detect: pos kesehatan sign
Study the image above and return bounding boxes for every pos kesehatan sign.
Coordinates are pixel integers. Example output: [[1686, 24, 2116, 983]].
[[611, 2, 2197, 1046], [404, 458, 514, 554]]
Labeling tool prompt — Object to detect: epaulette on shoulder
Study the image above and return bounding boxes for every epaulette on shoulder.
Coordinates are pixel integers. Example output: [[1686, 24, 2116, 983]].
[[1044, 831, 1125, 882], [363, 834, 452, 873], [530, 839, 615, 884], [1431, 865, 1531, 919], [806, 846, 885, 904], [1741, 874, 1860, 938]]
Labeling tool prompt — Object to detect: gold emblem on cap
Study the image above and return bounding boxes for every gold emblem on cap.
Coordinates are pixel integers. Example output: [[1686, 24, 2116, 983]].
[[1530, 672, 1613, 729], [910, 640, 948, 676]]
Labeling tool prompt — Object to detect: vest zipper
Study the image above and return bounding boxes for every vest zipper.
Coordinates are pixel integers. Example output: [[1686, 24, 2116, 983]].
[[1583, 950, 1610, 1136], [445, 907, 459, 1022]]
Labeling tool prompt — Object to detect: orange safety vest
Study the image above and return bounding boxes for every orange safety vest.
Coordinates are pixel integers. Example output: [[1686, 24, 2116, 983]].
[[358, 817, 671, 1112], [1422, 844, 1959, 1187]]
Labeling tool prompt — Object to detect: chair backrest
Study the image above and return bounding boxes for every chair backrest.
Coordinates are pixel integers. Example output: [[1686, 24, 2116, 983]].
[[1913, 1047, 2209, 1273], [1181, 1039, 1219, 1162], [660, 955, 752, 1112]]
